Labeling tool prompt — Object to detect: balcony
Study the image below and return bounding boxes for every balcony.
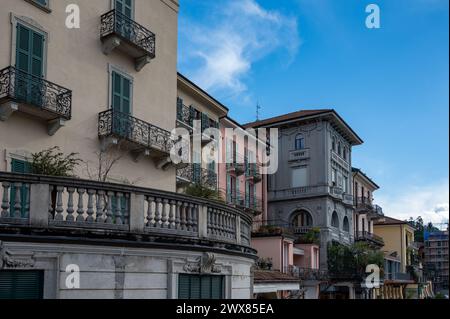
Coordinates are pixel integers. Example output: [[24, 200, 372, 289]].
[[98, 110, 181, 168], [176, 164, 217, 190], [0, 172, 255, 253], [100, 10, 156, 71], [227, 192, 263, 215], [227, 161, 245, 176], [176, 100, 193, 129], [385, 272, 414, 282], [289, 148, 310, 162], [355, 231, 384, 247], [245, 163, 262, 183], [285, 266, 328, 282], [0, 66, 72, 135]]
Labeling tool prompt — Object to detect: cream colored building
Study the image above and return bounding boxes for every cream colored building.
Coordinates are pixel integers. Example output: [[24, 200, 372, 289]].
[[0, 0, 179, 191], [0, 0, 256, 299]]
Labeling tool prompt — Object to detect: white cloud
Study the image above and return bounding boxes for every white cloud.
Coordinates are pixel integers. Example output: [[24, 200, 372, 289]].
[[376, 179, 449, 227], [179, 0, 300, 99]]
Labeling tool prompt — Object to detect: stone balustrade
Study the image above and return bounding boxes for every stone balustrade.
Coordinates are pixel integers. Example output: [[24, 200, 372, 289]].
[[0, 172, 254, 251]]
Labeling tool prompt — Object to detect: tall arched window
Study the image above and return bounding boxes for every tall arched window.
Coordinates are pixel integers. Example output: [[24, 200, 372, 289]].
[[343, 216, 350, 232], [295, 134, 305, 150], [292, 210, 313, 227], [332, 136, 336, 151], [343, 147, 348, 160], [337, 142, 342, 156], [331, 211, 339, 228]]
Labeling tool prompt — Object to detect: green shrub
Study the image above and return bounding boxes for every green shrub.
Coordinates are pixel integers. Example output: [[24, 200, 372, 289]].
[[31, 146, 81, 177]]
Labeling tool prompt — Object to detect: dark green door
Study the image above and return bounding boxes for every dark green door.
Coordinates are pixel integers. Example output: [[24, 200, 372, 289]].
[[115, 0, 134, 40], [15, 24, 44, 107], [0, 271, 44, 299], [111, 71, 131, 138], [178, 274, 224, 299], [10, 159, 31, 218]]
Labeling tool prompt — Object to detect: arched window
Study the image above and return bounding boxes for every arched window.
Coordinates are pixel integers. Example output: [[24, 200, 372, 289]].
[[343, 147, 347, 160], [292, 210, 313, 227], [332, 137, 336, 151], [331, 211, 339, 228], [295, 134, 305, 150], [337, 142, 342, 156], [343, 216, 350, 232]]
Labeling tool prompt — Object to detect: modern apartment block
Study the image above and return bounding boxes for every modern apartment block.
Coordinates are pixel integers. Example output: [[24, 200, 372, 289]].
[[0, 0, 256, 299], [424, 230, 449, 293], [245, 109, 363, 270]]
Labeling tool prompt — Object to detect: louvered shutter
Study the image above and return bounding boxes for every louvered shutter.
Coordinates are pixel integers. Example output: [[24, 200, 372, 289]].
[[0, 271, 44, 299]]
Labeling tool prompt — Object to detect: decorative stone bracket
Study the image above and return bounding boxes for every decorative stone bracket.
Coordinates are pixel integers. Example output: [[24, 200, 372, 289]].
[[0, 241, 35, 270], [183, 253, 222, 274], [0, 101, 19, 121]]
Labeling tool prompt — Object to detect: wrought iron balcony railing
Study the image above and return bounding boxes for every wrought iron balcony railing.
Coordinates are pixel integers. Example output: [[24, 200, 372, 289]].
[[176, 99, 194, 128], [225, 192, 263, 214], [0, 172, 255, 253], [100, 10, 156, 71], [245, 163, 262, 182], [98, 109, 173, 155], [0, 66, 72, 120], [285, 266, 328, 281], [355, 231, 384, 246], [176, 164, 218, 190]]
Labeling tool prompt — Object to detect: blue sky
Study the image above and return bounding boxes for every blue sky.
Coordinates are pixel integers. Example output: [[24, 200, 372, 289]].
[[178, 0, 449, 226]]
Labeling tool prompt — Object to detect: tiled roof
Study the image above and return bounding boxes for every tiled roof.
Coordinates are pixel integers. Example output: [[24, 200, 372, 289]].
[[253, 270, 299, 283], [374, 216, 408, 226], [243, 109, 332, 128]]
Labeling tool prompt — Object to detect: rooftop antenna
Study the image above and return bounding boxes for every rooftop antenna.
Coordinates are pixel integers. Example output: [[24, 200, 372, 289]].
[[256, 100, 261, 121]]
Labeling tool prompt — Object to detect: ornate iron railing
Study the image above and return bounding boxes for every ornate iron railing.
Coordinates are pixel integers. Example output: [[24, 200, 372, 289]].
[[98, 109, 173, 154], [100, 10, 156, 58], [355, 231, 384, 246], [285, 266, 328, 281], [0, 172, 255, 254], [176, 164, 218, 190], [0, 66, 72, 119], [225, 191, 262, 213], [176, 99, 194, 128]]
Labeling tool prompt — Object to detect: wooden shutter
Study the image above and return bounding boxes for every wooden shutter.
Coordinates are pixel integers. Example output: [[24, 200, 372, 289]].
[[10, 159, 31, 218], [112, 71, 131, 114], [178, 274, 224, 299], [0, 271, 44, 299]]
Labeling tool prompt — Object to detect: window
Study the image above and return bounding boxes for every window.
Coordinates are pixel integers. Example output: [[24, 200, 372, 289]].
[[332, 136, 336, 151], [178, 274, 224, 299], [295, 134, 305, 150], [10, 159, 32, 218], [24, 0, 51, 12], [337, 142, 342, 156], [343, 216, 350, 232], [343, 176, 348, 193], [110, 69, 133, 137], [292, 167, 308, 188], [115, 0, 134, 18], [331, 211, 339, 228], [0, 270, 44, 299], [343, 147, 347, 160], [292, 210, 313, 227]]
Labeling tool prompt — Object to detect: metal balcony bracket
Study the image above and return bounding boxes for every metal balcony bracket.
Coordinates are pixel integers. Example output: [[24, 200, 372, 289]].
[[135, 55, 152, 72], [47, 118, 66, 136], [0, 102, 19, 121], [102, 36, 121, 55], [100, 136, 119, 152], [131, 148, 151, 162]]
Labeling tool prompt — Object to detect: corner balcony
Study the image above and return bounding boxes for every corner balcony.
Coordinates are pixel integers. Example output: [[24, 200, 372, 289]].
[[0, 172, 255, 256], [100, 10, 156, 71], [355, 231, 384, 247], [98, 110, 181, 169], [0, 66, 72, 135], [227, 193, 263, 215], [176, 164, 217, 190]]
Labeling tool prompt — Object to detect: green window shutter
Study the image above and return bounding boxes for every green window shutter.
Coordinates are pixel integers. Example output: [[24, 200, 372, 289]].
[[0, 271, 44, 299], [11, 159, 32, 174], [10, 159, 31, 218], [112, 71, 131, 114], [178, 274, 224, 299], [226, 174, 231, 203], [236, 178, 240, 202], [116, 0, 133, 18]]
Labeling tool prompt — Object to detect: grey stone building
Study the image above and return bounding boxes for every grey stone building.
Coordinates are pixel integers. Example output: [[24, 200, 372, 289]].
[[245, 110, 363, 269]]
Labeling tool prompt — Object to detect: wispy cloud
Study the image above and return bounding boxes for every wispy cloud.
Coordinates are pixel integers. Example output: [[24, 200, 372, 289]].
[[178, 0, 300, 100], [376, 179, 449, 227]]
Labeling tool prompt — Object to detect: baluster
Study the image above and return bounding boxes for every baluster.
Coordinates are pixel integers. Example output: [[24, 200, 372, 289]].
[[115, 192, 123, 225], [175, 201, 182, 230], [105, 191, 114, 224], [13, 183, 22, 218], [48, 186, 54, 220], [123, 193, 129, 225], [23, 184, 30, 218], [96, 190, 105, 222], [54, 186, 64, 221], [1, 182, 10, 218], [76, 188, 86, 222], [191, 204, 198, 232], [154, 198, 162, 228], [146, 196, 155, 227], [86, 189, 95, 223], [66, 187, 75, 222], [218, 211, 224, 237], [162, 198, 169, 228], [207, 207, 212, 235], [168, 200, 176, 229], [186, 203, 192, 232], [180, 202, 188, 231], [211, 209, 217, 236], [224, 213, 230, 238]]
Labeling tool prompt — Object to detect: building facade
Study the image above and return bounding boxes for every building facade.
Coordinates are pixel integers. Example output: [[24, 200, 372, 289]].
[[0, 0, 256, 299], [424, 230, 449, 294], [245, 110, 363, 270]]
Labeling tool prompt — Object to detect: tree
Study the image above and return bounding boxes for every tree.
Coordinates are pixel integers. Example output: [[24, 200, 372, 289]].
[[31, 146, 81, 177]]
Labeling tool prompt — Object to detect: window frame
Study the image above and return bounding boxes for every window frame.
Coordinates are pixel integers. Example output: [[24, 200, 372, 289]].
[[295, 133, 305, 150], [107, 64, 134, 114], [24, 0, 51, 13]]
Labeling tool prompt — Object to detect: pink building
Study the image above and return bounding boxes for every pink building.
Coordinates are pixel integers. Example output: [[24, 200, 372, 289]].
[[217, 116, 267, 217]]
